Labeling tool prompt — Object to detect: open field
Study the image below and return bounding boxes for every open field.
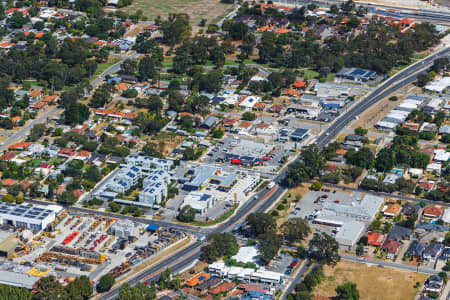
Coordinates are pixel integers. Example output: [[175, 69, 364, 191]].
[[314, 260, 427, 300], [122, 0, 234, 25]]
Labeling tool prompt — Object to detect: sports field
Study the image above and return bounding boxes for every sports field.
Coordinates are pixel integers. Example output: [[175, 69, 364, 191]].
[[123, 0, 234, 25]]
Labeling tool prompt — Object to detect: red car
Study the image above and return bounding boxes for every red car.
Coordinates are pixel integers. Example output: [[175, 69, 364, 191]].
[[333, 200, 340, 203]]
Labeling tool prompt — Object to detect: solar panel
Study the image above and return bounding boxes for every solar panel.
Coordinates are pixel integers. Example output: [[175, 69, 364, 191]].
[[24, 214, 35, 219]]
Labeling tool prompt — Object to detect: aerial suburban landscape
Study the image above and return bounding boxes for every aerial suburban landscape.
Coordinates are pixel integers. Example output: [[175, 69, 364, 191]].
[[0, 0, 448, 299]]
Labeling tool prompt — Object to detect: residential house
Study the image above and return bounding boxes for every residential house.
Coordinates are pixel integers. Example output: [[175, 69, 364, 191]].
[[381, 238, 401, 259], [423, 275, 444, 293], [388, 225, 412, 242], [402, 201, 421, 217], [383, 202, 402, 217], [423, 243, 443, 262], [406, 241, 426, 260], [366, 232, 384, 246], [423, 206, 443, 219]]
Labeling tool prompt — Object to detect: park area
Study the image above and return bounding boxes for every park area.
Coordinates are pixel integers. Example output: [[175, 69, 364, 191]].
[[313, 260, 427, 300], [122, 0, 234, 24]]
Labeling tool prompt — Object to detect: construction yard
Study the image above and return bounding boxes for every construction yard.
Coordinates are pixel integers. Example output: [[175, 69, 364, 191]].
[[313, 260, 427, 300], [122, 0, 235, 24], [2, 208, 189, 287]]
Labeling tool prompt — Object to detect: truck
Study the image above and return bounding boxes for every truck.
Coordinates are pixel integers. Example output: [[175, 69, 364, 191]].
[[267, 182, 275, 189]]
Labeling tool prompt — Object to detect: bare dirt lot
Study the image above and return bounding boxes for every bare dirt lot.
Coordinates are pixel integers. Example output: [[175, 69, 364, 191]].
[[314, 260, 427, 300], [349, 93, 405, 130], [122, 0, 234, 25]]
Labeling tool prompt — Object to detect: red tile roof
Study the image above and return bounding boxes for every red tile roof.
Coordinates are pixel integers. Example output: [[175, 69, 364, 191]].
[[9, 142, 31, 150], [423, 206, 443, 218], [381, 238, 401, 254]]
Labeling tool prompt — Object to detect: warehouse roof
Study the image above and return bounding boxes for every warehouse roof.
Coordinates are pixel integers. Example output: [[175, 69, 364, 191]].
[[0, 203, 54, 220], [0, 270, 39, 289]]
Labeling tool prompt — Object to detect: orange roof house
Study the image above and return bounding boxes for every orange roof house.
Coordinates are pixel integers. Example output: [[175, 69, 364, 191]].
[[29, 90, 42, 99], [366, 232, 385, 246], [293, 80, 306, 89], [400, 19, 413, 26], [283, 88, 301, 97], [336, 149, 348, 155], [209, 282, 236, 295], [383, 202, 402, 217], [2, 178, 17, 186], [31, 101, 46, 110], [254, 102, 266, 110], [275, 28, 290, 34], [9, 142, 31, 150], [58, 148, 77, 157], [42, 95, 58, 103], [239, 121, 252, 128], [223, 118, 237, 127], [115, 82, 130, 91], [423, 206, 443, 218], [185, 273, 211, 287], [11, 116, 21, 125]]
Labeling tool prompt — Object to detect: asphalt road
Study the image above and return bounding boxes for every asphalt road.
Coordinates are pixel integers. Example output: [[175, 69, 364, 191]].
[[0, 107, 60, 151]]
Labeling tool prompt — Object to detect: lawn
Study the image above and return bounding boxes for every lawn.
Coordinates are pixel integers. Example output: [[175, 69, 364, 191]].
[[313, 260, 427, 300], [122, 0, 234, 25]]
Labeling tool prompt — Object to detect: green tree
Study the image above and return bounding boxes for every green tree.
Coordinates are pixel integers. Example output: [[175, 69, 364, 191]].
[[309, 233, 340, 265], [212, 129, 224, 139], [311, 181, 323, 191], [97, 274, 115, 293], [200, 233, 238, 263], [118, 282, 156, 300], [242, 112, 257, 121], [246, 213, 276, 237], [280, 218, 311, 244], [2, 194, 14, 203], [258, 231, 281, 264], [336, 282, 360, 300], [177, 205, 196, 222]]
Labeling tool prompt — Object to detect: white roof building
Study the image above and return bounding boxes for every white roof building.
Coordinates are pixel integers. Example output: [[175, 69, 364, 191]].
[[424, 77, 450, 93], [208, 261, 283, 284], [239, 96, 261, 109], [426, 163, 442, 175], [335, 220, 365, 250], [408, 168, 423, 178], [442, 209, 450, 224], [231, 246, 259, 264], [181, 191, 216, 215], [434, 149, 450, 162]]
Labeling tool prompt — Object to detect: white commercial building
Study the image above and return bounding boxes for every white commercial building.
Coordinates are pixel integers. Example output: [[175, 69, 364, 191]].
[[125, 155, 173, 171], [208, 261, 283, 284], [108, 219, 137, 238], [181, 191, 216, 215], [139, 169, 170, 205], [335, 220, 365, 250], [0, 203, 62, 231]]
